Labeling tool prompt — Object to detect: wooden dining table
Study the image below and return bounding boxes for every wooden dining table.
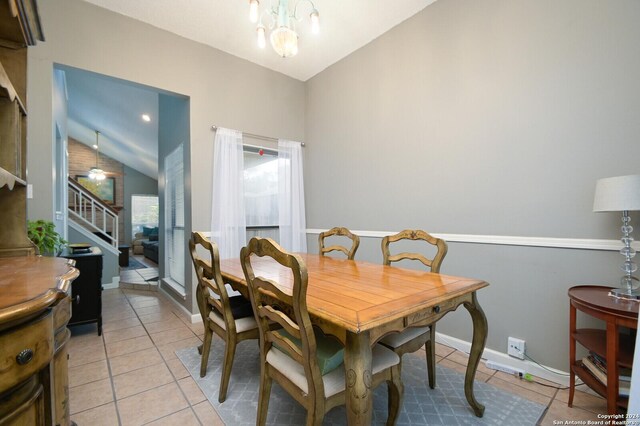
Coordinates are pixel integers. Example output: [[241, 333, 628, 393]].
[[219, 253, 489, 425]]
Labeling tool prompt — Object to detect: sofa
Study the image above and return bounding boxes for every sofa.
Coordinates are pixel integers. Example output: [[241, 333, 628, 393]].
[[132, 226, 158, 255], [142, 240, 159, 263]]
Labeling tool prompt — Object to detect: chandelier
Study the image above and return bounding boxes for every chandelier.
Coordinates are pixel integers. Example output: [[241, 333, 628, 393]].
[[88, 130, 106, 181], [249, 0, 319, 58]]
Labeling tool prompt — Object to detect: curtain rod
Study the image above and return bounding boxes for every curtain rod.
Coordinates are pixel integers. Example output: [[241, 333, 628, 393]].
[[211, 125, 305, 147]]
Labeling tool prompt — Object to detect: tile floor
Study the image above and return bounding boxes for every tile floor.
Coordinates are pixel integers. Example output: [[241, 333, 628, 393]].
[[67, 288, 608, 425], [119, 254, 159, 291]]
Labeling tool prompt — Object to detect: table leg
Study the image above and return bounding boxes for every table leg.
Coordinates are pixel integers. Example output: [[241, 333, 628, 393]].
[[463, 291, 487, 417], [568, 303, 576, 407], [345, 330, 373, 426], [605, 321, 618, 414]]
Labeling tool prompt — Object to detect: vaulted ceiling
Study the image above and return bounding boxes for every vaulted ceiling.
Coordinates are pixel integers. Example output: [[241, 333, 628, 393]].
[[61, 66, 160, 179], [81, 0, 437, 82], [64, 1, 437, 177]]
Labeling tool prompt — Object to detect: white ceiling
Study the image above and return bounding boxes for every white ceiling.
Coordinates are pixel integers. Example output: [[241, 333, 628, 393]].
[[81, 0, 437, 81]]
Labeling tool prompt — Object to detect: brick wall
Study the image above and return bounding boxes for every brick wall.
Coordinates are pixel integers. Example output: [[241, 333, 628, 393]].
[[68, 138, 125, 244]]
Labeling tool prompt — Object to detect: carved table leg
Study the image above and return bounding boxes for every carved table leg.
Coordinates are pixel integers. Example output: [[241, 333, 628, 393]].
[[463, 292, 487, 417], [345, 330, 373, 426]]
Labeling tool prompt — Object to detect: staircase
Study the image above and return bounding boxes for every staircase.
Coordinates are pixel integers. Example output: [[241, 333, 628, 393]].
[[68, 177, 119, 248], [67, 177, 121, 288]]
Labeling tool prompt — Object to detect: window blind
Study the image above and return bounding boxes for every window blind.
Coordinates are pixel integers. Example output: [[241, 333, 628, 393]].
[[164, 145, 185, 288]]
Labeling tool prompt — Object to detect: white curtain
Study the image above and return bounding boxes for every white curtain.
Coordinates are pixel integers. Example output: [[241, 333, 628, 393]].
[[211, 127, 246, 259], [278, 140, 307, 252]]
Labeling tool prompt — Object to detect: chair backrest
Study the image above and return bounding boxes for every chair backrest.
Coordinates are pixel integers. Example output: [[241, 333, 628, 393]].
[[189, 232, 236, 331], [381, 229, 448, 273], [241, 237, 324, 398], [318, 227, 360, 260]]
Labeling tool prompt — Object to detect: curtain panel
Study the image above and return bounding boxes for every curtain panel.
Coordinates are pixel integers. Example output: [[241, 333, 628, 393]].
[[211, 127, 246, 259], [278, 140, 307, 252]]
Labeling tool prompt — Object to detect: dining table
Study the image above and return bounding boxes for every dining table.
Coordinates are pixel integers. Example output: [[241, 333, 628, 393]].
[[219, 253, 489, 426]]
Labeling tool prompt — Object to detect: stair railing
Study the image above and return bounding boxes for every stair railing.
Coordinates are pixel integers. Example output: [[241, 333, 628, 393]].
[[68, 177, 119, 248]]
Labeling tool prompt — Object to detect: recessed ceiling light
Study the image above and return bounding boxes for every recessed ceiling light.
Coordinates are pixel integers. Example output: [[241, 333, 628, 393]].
[[141, 114, 151, 122], [92, 144, 98, 149]]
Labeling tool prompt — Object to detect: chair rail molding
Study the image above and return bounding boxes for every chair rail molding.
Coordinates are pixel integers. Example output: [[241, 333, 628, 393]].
[[305, 229, 639, 252]]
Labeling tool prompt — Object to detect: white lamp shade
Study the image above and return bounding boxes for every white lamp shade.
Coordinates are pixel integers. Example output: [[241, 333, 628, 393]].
[[593, 175, 640, 212]]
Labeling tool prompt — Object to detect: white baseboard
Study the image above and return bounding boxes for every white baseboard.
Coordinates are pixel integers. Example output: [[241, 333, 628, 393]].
[[435, 332, 571, 386], [102, 276, 120, 290], [158, 286, 202, 324]]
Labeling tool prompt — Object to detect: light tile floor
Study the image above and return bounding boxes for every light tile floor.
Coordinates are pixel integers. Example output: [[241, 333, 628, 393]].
[[119, 254, 159, 291], [68, 288, 608, 425]]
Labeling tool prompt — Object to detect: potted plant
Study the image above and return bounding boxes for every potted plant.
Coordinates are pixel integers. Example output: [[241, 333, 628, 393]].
[[27, 220, 67, 256]]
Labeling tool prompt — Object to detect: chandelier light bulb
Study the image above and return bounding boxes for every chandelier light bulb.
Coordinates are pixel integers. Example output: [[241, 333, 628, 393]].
[[270, 26, 298, 58], [257, 25, 266, 48], [251, 0, 318, 57], [249, 0, 259, 23], [310, 9, 320, 34]]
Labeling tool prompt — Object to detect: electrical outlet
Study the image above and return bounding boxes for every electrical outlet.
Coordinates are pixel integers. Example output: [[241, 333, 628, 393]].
[[508, 337, 525, 360]]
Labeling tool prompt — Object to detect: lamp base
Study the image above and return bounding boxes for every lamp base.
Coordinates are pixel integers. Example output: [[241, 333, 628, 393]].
[[610, 287, 640, 300]]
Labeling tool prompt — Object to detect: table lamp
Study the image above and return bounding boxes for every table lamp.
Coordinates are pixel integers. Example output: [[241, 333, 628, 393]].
[[593, 174, 640, 299]]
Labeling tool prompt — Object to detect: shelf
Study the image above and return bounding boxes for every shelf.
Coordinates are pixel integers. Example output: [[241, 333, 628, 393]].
[[0, 0, 44, 48], [571, 363, 628, 409], [573, 328, 635, 368], [0, 61, 25, 112], [0, 166, 25, 189]]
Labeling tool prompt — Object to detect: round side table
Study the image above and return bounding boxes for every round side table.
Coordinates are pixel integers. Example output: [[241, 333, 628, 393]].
[[568, 285, 638, 414]]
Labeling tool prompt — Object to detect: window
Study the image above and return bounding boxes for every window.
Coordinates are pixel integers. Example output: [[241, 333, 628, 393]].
[[243, 147, 279, 241], [131, 195, 159, 238], [164, 145, 185, 290]]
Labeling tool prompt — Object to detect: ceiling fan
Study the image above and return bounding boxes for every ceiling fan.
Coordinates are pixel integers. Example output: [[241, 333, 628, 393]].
[[88, 130, 121, 179]]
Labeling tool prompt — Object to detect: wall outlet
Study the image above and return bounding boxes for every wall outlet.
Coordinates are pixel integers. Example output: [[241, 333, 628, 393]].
[[508, 337, 526, 360]]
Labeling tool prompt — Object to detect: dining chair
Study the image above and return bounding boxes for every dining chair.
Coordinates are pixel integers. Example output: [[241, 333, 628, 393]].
[[379, 229, 448, 389], [189, 232, 259, 402], [318, 227, 360, 260], [241, 237, 403, 426]]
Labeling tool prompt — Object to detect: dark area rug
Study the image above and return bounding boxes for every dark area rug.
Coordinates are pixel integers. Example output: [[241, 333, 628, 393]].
[[119, 257, 146, 270], [176, 340, 546, 425]]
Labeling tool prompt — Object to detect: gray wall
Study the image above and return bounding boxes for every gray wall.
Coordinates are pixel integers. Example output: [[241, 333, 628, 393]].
[[27, 0, 305, 315], [123, 166, 158, 246], [158, 94, 193, 310], [304, 0, 640, 370]]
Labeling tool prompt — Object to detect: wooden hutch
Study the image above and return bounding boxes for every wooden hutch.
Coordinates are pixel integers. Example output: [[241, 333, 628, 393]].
[[0, 1, 79, 425]]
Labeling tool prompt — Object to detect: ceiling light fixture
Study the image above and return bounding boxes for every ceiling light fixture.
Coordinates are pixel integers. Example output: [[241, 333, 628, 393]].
[[250, 0, 320, 58], [142, 114, 151, 122], [88, 130, 106, 181]]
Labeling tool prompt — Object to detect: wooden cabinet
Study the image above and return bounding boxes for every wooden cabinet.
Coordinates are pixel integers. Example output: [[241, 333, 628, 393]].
[[0, 256, 78, 426], [568, 285, 638, 415], [0, 0, 44, 257], [61, 247, 104, 335]]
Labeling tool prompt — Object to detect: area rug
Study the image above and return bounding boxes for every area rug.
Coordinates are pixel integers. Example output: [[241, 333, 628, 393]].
[[120, 257, 146, 270], [176, 340, 546, 426]]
